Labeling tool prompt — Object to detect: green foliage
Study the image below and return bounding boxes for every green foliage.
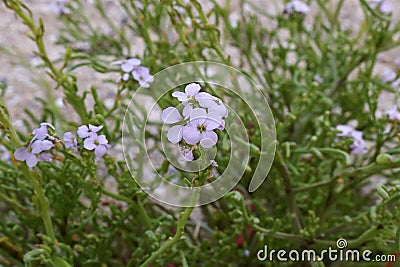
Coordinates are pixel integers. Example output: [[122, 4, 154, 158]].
[[1, 0, 400, 266]]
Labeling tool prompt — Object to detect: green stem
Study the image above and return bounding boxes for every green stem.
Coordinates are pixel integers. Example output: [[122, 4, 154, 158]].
[[275, 151, 304, 233], [0, 98, 56, 245], [139, 189, 199, 267], [100, 187, 152, 229]]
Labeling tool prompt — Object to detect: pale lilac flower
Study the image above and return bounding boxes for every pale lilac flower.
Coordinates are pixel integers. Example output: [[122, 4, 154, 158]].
[[63, 132, 77, 148], [379, 1, 393, 14], [196, 92, 228, 118], [83, 133, 110, 161], [381, 68, 396, 83], [39, 153, 53, 162], [32, 122, 55, 141], [284, 1, 310, 15], [336, 125, 367, 155], [172, 83, 201, 104], [132, 66, 154, 88], [210, 160, 218, 167], [182, 109, 222, 148], [14, 147, 39, 168], [52, 0, 71, 16], [0, 145, 10, 162], [174, 5, 185, 14], [31, 140, 54, 154], [314, 74, 323, 84], [391, 78, 400, 88], [350, 138, 367, 155], [385, 106, 400, 121], [179, 146, 194, 161], [336, 125, 354, 138], [162, 107, 184, 143], [162, 107, 183, 124], [77, 124, 103, 139], [111, 58, 141, 73], [244, 249, 250, 257]]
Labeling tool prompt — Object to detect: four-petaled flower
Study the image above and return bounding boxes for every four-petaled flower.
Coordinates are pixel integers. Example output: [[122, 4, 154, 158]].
[[77, 124, 103, 139], [182, 108, 222, 148], [172, 83, 201, 105], [83, 133, 110, 162], [162, 83, 227, 161], [32, 122, 55, 141], [336, 125, 367, 155], [63, 132, 77, 148], [111, 57, 154, 87], [132, 66, 154, 88], [284, 1, 310, 15], [385, 106, 400, 121]]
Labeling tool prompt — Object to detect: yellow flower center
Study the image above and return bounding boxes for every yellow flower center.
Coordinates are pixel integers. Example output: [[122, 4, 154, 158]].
[[197, 125, 206, 133]]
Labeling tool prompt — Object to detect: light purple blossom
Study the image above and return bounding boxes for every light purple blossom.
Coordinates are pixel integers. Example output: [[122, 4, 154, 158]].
[[381, 68, 396, 83], [111, 58, 141, 73], [14, 146, 39, 168], [179, 146, 194, 161], [336, 125, 367, 155], [210, 160, 218, 167], [182, 108, 222, 148], [162, 107, 184, 143], [32, 122, 55, 141], [172, 83, 201, 105], [31, 140, 54, 154], [63, 131, 77, 148], [83, 133, 110, 161], [52, 0, 71, 16], [385, 106, 400, 121], [77, 124, 103, 139], [379, 1, 393, 14], [196, 92, 228, 118], [284, 1, 310, 15], [39, 153, 53, 162], [350, 138, 367, 155], [132, 66, 154, 88]]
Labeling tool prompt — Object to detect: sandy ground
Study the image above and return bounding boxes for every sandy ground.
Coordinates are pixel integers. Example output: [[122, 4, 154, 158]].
[[1, 0, 400, 125]]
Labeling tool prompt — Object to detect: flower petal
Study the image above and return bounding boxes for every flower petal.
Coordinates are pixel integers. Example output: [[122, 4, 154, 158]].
[[182, 104, 193, 119], [14, 147, 27, 161], [182, 125, 201, 145], [84, 138, 96, 150], [167, 125, 183, 144], [200, 131, 218, 148], [95, 145, 107, 158], [162, 107, 182, 124], [77, 125, 89, 138], [97, 134, 108, 145], [25, 153, 38, 168], [184, 83, 201, 96], [89, 124, 103, 133], [171, 92, 188, 102], [189, 108, 207, 122]]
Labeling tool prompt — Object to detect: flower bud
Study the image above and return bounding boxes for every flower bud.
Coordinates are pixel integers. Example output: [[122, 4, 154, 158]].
[[376, 153, 392, 165]]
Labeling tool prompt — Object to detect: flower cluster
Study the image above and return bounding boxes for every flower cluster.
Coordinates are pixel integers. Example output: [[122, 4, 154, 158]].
[[111, 58, 154, 88], [284, 1, 310, 15], [162, 83, 228, 161], [336, 125, 367, 155], [64, 124, 110, 162], [381, 68, 400, 88], [385, 106, 400, 122], [14, 123, 57, 167], [13, 123, 111, 167]]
